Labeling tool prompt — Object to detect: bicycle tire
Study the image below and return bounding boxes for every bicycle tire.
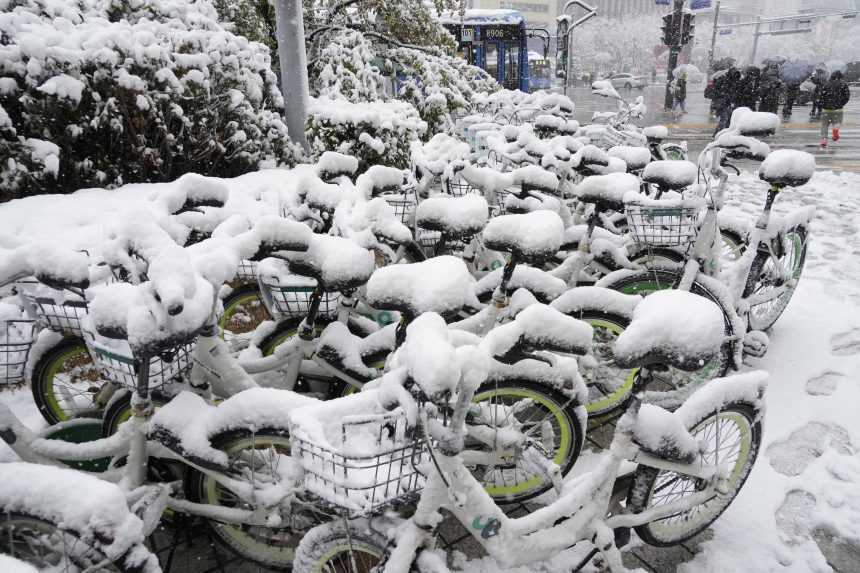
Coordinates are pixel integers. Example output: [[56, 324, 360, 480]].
[[0, 511, 154, 572], [31, 336, 108, 425], [293, 519, 393, 573], [471, 379, 584, 504], [626, 402, 761, 547], [719, 227, 745, 263], [219, 284, 271, 337], [599, 269, 733, 385], [184, 427, 312, 570], [743, 226, 807, 332]]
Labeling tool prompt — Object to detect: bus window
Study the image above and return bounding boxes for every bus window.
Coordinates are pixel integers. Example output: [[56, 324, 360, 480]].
[[504, 44, 519, 90], [485, 42, 499, 80]]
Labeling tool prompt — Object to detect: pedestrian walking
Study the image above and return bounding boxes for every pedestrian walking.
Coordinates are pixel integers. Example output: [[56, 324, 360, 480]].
[[712, 66, 739, 135], [758, 67, 783, 114], [671, 73, 687, 118], [819, 70, 851, 148], [809, 67, 828, 120], [736, 66, 761, 110], [783, 80, 801, 119]]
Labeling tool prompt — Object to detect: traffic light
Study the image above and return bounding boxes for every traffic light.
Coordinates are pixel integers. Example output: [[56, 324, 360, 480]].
[[681, 13, 696, 45], [661, 13, 677, 46]]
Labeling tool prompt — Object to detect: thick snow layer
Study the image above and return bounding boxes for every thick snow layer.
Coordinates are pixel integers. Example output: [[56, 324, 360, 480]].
[[481, 303, 592, 358], [0, 555, 37, 573], [315, 151, 359, 179], [286, 235, 375, 290], [614, 290, 724, 370], [732, 107, 780, 135], [482, 211, 564, 260], [643, 125, 670, 140], [642, 160, 698, 189], [410, 134, 471, 177], [550, 286, 641, 319], [439, 9, 524, 25], [366, 256, 479, 316], [629, 403, 700, 462], [574, 173, 641, 206], [0, 462, 146, 561], [474, 265, 567, 303], [416, 194, 489, 236], [355, 166, 405, 199], [607, 145, 651, 171], [759, 149, 815, 186]]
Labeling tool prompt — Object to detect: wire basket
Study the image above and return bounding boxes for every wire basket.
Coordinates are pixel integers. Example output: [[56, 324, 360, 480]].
[[380, 185, 417, 226], [88, 338, 196, 391], [625, 203, 702, 248], [261, 275, 341, 319], [294, 412, 428, 517], [28, 296, 88, 336], [445, 176, 477, 197], [234, 260, 258, 284], [1, 320, 35, 385]]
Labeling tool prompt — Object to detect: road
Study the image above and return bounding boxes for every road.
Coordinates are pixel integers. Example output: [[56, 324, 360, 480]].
[[564, 83, 860, 173]]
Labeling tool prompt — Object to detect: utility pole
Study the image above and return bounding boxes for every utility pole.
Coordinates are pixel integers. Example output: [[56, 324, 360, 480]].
[[664, 0, 685, 111], [558, 0, 597, 97], [707, 0, 721, 72], [273, 0, 310, 153], [750, 16, 762, 66]]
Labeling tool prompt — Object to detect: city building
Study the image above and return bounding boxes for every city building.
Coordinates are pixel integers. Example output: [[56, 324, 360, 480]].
[[579, 0, 665, 19]]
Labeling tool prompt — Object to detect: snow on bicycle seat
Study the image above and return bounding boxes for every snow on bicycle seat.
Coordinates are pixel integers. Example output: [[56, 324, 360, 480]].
[[758, 149, 815, 188], [315, 151, 358, 182], [284, 235, 375, 293], [150, 388, 317, 469], [574, 173, 641, 212], [481, 303, 592, 358], [305, 178, 354, 212], [13, 242, 91, 291], [0, 462, 146, 555], [624, 403, 700, 464], [315, 322, 378, 384], [643, 125, 669, 142], [366, 256, 479, 319], [614, 290, 724, 371], [713, 133, 770, 161], [356, 165, 405, 199], [474, 265, 567, 303], [416, 194, 489, 237], [574, 144, 610, 171], [734, 108, 780, 137], [608, 145, 651, 172], [642, 160, 697, 191], [483, 211, 564, 264]]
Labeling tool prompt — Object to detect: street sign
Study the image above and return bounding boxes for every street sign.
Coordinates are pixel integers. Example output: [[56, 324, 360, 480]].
[[461, 28, 474, 43], [691, 0, 711, 8]]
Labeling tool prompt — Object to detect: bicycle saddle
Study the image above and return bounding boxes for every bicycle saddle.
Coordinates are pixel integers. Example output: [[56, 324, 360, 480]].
[[27, 244, 91, 291], [304, 178, 353, 213], [356, 166, 405, 199], [574, 173, 641, 212], [510, 165, 559, 195], [284, 235, 375, 293], [315, 151, 359, 182], [482, 303, 592, 359], [366, 256, 479, 319], [608, 145, 651, 173], [483, 211, 564, 265], [613, 290, 724, 371], [642, 160, 697, 191], [574, 145, 610, 173], [758, 149, 815, 188], [643, 125, 669, 142], [415, 194, 489, 237]]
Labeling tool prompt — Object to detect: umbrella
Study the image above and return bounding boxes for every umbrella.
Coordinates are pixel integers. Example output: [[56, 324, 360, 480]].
[[779, 60, 814, 85], [825, 60, 846, 73], [762, 56, 787, 66], [673, 64, 700, 78]]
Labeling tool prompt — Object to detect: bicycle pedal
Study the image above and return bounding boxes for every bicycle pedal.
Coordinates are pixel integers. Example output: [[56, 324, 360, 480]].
[[743, 330, 770, 358]]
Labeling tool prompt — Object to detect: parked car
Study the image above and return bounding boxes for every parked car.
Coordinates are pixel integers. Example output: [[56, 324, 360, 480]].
[[608, 73, 647, 90]]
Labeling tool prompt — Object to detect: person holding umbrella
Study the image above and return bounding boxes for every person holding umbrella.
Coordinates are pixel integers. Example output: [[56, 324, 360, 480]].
[[758, 66, 783, 114], [809, 66, 828, 121], [819, 70, 851, 148]]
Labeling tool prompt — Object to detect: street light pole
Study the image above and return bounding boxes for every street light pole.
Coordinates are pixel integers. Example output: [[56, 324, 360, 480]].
[[273, 0, 310, 153], [750, 16, 762, 66], [707, 0, 721, 72], [664, 0, 685, 111]]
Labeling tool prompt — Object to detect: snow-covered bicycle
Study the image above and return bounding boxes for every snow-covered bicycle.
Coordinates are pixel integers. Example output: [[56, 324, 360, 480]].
[[291, 293, 766, 573]]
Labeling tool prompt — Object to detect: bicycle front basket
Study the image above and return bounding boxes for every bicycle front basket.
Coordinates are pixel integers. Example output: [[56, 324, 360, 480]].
[[87, 337, 195, 391], [28, 295, 89, 336], [260, 274, 341, 319], [625, 201, 702, 248], [294, 411, 429, 517], [380, 185, 418, 227], [1, 319, 35, 385]]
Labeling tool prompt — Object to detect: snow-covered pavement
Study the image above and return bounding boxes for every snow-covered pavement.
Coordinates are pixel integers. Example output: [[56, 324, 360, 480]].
[[1, 168, 859, 572]]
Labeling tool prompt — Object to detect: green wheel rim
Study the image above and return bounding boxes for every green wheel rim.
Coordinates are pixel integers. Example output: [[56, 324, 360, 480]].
[[219, 291, 269, 337], [261, 326, 300, 357], [201, 433, 298, 567], [312, 541, 384, 572], [40, 342, 103, 423], [584, 318, 637, 416], [472, 387, 573, 499]]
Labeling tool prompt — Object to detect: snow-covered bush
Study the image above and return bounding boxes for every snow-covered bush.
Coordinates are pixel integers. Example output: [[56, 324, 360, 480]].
[[310, 29, 387, 102], [0, 0, 301, 200], [307, 97, 426, 172]]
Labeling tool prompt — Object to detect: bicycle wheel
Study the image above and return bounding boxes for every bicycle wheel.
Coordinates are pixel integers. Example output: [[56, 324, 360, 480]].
[[626, 402, 762, 546], [220, 284, 271, 337], [574, 311, 638, 418], [184, 428, 312, 569], [743, 226, 807, 332], [293, 520, 389, 573], [0, 512, 144, 572], [601, 269, 732, 388], [719, 228, 745, 263], [31, 336, 109, 424], [470, 380, 584, 504]]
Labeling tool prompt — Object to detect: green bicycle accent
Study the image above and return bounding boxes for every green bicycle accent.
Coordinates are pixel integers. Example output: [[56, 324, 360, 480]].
[[472, 386, 572, 499], [43, 420, 110, 472], [37, 340, 103, 424], [584, 318, 637, 416], [219, 289, 269, 337]]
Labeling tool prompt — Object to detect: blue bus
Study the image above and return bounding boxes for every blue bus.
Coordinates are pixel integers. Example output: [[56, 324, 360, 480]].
[[441, 9, 530, 92]]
